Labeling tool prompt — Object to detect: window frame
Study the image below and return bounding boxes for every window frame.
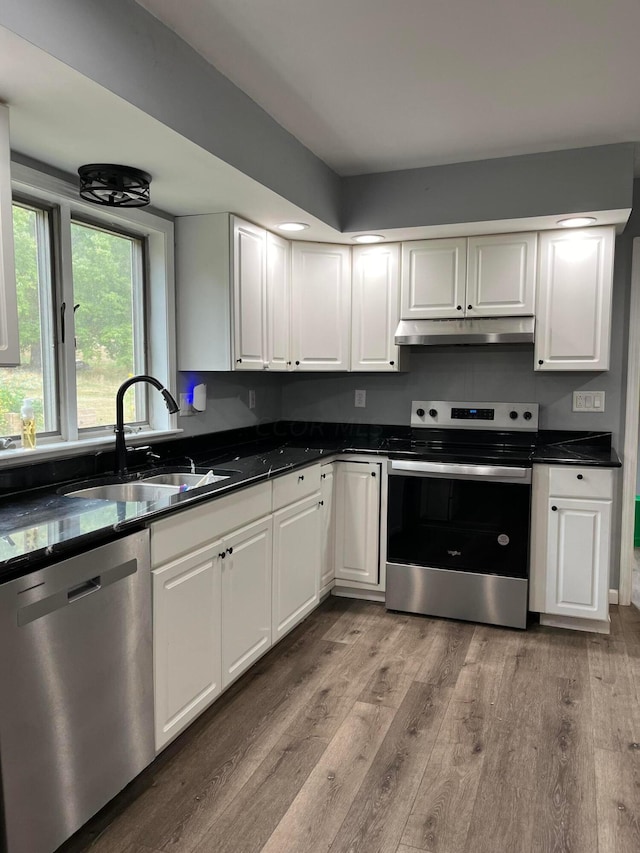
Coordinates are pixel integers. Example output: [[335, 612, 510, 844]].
[[3, 162, 178, 461]]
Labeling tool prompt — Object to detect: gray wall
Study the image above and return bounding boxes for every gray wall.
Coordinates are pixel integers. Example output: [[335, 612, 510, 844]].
[[342, 144, 635, 231], [176, 371, 282, 437], [0, 0, 342, 228], [1, 2, 633, 234]]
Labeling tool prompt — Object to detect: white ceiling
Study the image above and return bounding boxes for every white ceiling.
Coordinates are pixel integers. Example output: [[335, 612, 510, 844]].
[[135, 0, 640, 176]]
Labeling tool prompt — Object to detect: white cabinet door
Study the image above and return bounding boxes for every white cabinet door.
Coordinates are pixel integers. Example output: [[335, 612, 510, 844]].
[[351, 244, 401, 371], [0, 104, 18, 366], [401, 238, 467, 320], [291, 242, 351, 370], [534, 226, 614, 371], [320, 464, 335, 595], [233, 217, 266, 370], [266, 231, 291, 371], [153, 542, 222, 750], [334, 462, 381, 585], [221, 516, 272, 688], [466, 233, 536, 317], [272, 494, 321, 640], [545, 497, 611, 621]]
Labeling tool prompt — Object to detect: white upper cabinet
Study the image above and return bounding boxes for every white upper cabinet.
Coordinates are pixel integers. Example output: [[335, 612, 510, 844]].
[[233, 217, 267, 370], [0, 104, 19, 366], [466, 233, 537, 317], [291, 242, 351, 370], [266, 231, 291, 371], [351, 244, 402, 371], [534, 226, 615, 371], [401, 238, 467, 319]]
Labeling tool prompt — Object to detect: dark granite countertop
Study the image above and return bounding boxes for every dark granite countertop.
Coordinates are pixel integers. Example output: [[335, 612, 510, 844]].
[[0, 422, 620, 582], [533, 430, 621, 468]]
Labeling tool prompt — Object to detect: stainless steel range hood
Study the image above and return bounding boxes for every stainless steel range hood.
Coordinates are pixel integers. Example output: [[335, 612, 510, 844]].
[[394, 316, 535, 346]]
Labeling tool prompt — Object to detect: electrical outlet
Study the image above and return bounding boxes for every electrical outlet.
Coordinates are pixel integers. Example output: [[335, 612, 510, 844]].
[[573, 391, 605, 412], [249, 389, 256, 410], [355, 389, 366, 408], [178, 393, 192, 417]]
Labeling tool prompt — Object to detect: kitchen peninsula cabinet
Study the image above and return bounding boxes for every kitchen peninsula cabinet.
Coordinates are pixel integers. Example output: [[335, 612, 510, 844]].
[[534, 226, 614, 371], [351, 243, 402, 371], [0, 104, 18, 366], [291, 242, 351, 370], [530, 465, 613, 632]]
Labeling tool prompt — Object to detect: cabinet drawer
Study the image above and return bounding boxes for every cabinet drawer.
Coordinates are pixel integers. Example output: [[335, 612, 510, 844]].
[[548, 466, 613, 500], [272, 464, 321, 510], [151, 482, 272, 566]]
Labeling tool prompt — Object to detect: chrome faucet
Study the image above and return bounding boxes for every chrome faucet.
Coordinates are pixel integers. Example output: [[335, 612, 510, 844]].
[[114, 375, 179, 475]]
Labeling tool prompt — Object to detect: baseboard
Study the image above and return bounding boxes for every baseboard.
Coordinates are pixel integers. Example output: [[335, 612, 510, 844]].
[[609, 589, 619, 605], [540, 613, 610, 635], [331, 588, 385, 603]]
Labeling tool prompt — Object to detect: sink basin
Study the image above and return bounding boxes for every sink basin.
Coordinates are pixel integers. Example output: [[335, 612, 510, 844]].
[[141, 472, 232, 487], [64, 482, 182, 502]]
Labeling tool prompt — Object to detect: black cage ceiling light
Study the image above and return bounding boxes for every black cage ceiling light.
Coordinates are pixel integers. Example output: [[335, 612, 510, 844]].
[[78, 163, 152, 207]]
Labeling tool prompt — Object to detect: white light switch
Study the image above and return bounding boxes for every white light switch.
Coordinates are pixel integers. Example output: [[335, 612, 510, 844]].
[[572, 390, 605, 412], [355, 389, 366, 408]]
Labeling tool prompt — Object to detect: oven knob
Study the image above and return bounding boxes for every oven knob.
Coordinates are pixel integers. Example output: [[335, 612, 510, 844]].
[[428, 409, 438, 418], [416, 408, 425, 417], [523, 411, 532, 420], [509, 411, 518, 420]]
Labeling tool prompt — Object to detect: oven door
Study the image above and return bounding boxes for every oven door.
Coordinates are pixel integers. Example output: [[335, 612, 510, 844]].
[[386, 459, 532, 580], [386, 460, 532, 628]]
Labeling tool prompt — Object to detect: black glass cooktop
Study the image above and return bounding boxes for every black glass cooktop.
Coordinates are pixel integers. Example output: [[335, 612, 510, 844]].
[[384, 428, 536, 466]]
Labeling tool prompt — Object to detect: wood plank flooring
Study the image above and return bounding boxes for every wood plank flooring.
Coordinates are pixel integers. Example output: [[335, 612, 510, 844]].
[[60, 599, 640, 853]]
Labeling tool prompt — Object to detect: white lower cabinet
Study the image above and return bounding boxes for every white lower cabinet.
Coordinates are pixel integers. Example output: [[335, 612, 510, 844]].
[[334, 461, 381, 585], [319, 464, 335, 596], [272, 493, 321, 641], [530, 464, 614, 631], [545, 497, 611, 621], [153, 542, 222, 750], [221, 517, 272, 689]]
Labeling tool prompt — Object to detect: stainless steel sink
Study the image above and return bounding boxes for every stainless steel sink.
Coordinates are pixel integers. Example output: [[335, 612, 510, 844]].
[[141, 472, 231, 487], [64, 482, 182, 502]]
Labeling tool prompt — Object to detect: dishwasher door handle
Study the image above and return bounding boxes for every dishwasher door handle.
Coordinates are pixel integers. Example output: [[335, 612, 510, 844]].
[[67, 577, 101, 603], [17, 558, 137, 627]]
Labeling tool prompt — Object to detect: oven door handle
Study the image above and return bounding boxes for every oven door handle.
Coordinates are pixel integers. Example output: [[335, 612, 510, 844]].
[[388, 459, 531, 482]]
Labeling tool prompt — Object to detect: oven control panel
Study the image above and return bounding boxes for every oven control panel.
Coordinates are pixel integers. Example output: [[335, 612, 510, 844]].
[[412, 401, 539, 431]]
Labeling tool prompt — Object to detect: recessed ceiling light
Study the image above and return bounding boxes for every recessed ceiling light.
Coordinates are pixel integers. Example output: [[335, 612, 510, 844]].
[[557, 217, 597, 228], [278, 222, 309, 232], [352, 234, 385, 244]]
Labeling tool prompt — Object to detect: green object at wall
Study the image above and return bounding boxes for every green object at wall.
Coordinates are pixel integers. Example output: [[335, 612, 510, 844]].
[[635, 497, 640, 548]]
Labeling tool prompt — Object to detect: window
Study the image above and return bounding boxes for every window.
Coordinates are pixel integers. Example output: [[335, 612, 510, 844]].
[[0, 202, 57, 437], [70, 219, 147, 430], [0, 164, 176, 454]]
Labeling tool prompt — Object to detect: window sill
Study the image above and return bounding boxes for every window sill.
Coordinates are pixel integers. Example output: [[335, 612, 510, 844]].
[[0, 429, 184, 468]]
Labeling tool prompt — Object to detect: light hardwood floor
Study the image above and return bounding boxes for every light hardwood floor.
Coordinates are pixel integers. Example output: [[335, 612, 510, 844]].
[[61, 599, 640, 853]]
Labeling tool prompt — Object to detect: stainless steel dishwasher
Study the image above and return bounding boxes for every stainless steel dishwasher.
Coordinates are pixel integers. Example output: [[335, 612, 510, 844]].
[[0, 530, 154, 853]]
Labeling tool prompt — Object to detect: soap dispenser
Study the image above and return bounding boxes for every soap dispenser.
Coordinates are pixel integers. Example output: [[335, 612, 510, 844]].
[[20, 398, 37, 450]]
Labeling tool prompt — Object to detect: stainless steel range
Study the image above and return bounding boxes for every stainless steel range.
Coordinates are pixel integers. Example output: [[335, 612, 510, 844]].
[[385, 400, 539, 629]]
